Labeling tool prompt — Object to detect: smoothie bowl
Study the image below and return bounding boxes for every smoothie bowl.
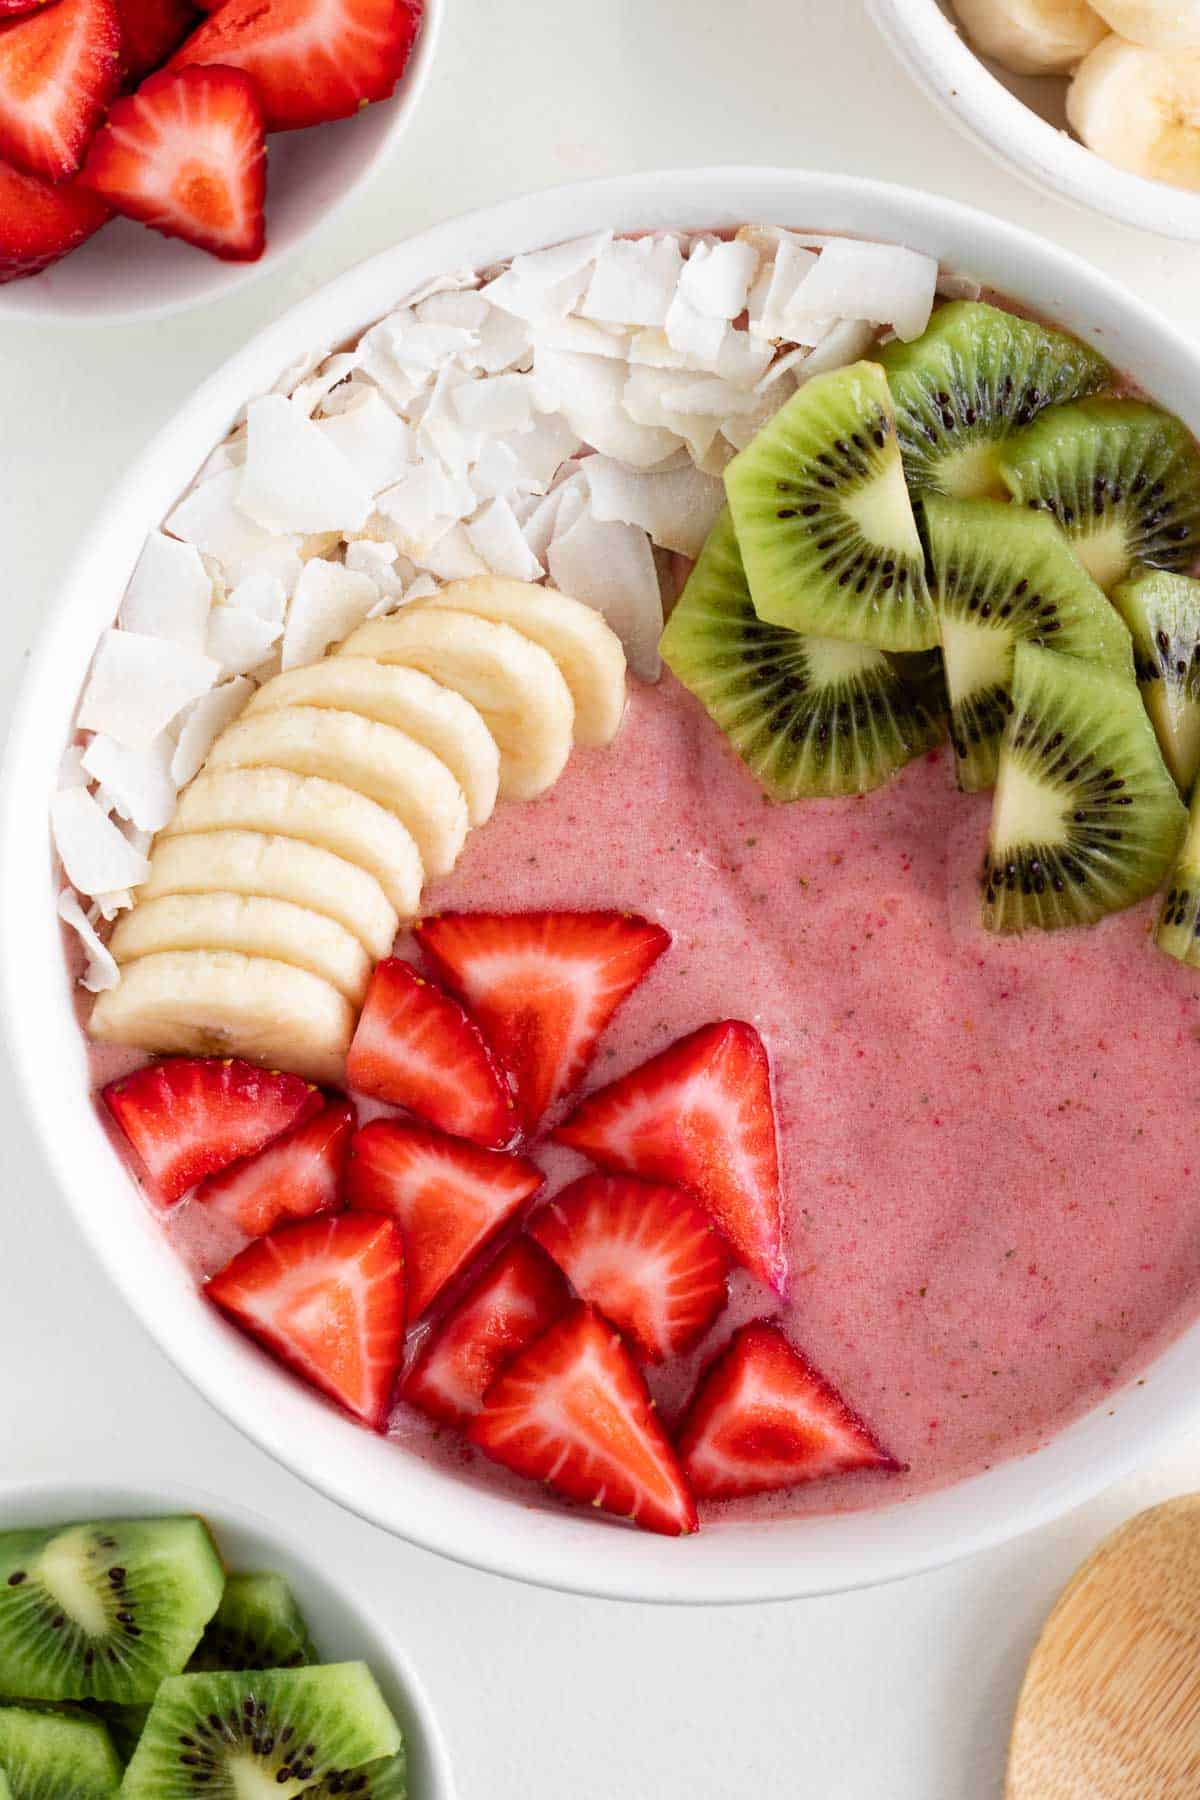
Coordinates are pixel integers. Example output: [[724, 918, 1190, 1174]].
[[7, 169, 1200, 1603]]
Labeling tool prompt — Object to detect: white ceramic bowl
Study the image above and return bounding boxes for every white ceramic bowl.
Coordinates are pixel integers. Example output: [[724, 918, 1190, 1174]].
[[869, 0, 1200, 239], [0, 1474, 456, 1795], [0, 0, 441, 326], [6, 167, 1200, 1605]]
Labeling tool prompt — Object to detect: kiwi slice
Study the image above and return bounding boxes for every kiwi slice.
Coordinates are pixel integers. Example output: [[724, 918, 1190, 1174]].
[[1156, 782, 1200, 964], [925, 493, 1134, 791], [189, 1573, 317, 1674], [998, 397, 1200, 593], [0, 1517, 224, 1704], [877, 300, 1111, 499], [0, 1705, 121, 1797], [84, 1702, 148, 1765], [1111, 566, 1200, 794], [304, 1748, 408, 1798], [982, 642, 1186, 931], [660, 509, 944, 797], [120, 1664, 402, 1797], [724, 360, 937, 651]]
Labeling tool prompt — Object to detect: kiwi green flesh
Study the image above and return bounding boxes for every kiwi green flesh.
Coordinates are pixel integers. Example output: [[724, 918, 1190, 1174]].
[[1156, 782, 1200, 963], [0, 1705, 121, 1798], [724, 360, 938, 651], [188, 1573, 316, 1674], [1112, 566, 1200, 793], [661, 509, 944, 798], [303, 1747, 408, 1798], [983, 642, 1186, 932]]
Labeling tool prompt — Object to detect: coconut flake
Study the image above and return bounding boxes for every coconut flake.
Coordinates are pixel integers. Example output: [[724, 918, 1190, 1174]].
[[460, 306, 533, 376], [582, 236, 683, 329], [453, 373, 537, 435], [530, 316, 631, 361], [533, 347, 679, 469], [57, 888, 119, 992], [171, 677, 255, 787], [207, 603, 283, 677], [79, 629, 220, 751], [120, 532, 213, 652], [281, 560, 379, 670], [290, 352, 358, 418], [59, 744, 89, 788], [790, 240, 938, 343], [81, 733, 177, 833], [345, 539, 408, 602], [466, 498, 543, 580], [377, 460, 475, 556], [548, 511, 662, 680], [419, 525, 487, 582], [238, 395, 373, 535], [354, 320, 431, 411], [52, 786, 151, 896], [678, 239, 758, 319], [750, 240, 821, 343], [482, 232, 610, 325], [166, 468, 277, 567], [583, 458, 725, 557], [416, 289, 490, 330], [223, 537, 304, 594], [228, 572, 287, 624], [796, 318, 879, 382], [316, 387, 413, 494], [664, 288, 727, 366]]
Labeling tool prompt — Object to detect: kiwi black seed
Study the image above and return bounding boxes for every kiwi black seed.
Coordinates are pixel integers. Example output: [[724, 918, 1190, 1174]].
[[0, 1703, 121, 1798], [982, 642, 1186, 932], [724, 359, 938, 651], [998, 397, 1200, 594], [303, 1747, 409, 1798], [1112, 566, 1200, 794], [660, 509, 944, 798], [188, 1572, 317, 1674], [877, 300, 1112, 500]]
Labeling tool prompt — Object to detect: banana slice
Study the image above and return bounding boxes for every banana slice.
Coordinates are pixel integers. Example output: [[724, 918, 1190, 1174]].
[[204, 706, 469, 880], [1068, 36, 1200, 187], [1090, 0, 1200, 47], [109, 893, 372, 1006], [166, 766, 422, 921], [339, 611, 574, 801], [243, 658, 500, 827], [953, 0, 1106, 73], [89, 950, 354, 1085], [417, 578, 627, 749]]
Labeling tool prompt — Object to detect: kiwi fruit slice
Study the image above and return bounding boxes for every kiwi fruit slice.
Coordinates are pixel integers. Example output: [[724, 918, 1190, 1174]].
[[189, 1573, 317, 1674], [925, 493, 1134, 791], [1156, 783, 1200, 965], [84, 1702, 148, 1764], [982, 642, 1186, 931], [0, 1704, 121, 1797], [0, 1518, 224, 1705], [660, 509, 944, 798], [120, 1663, 402, 1797], [304, 1748, 408, 1798], [998, 397, 1200, 593], [877, 300, 1111, 500], [1112, 566, 1200, 794], [724, 360, 937, 651]]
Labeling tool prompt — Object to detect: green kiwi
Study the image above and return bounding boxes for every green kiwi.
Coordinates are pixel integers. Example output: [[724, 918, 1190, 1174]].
[[188, 1573, 317, 1674], [1156, 783, 1200, 965], [925, 493, 1134, 791], [998, 397, 1200, 593], [724, 360, 937, 651], [0, 1517, 224, 1704], [304, 1748, 408, 1797], [877, 300, 1111, 499], [0, 1704, 121, 1798], [1111, 567, 1200, 794], [83, 1703, 147, 1765], [982, 642, 1186, 932]]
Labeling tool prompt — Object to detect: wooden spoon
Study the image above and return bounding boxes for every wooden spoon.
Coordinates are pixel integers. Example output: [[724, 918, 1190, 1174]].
[[1007, 1495, 1200, 1797]]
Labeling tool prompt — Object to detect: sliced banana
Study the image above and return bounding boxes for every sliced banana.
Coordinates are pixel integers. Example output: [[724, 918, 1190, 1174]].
[[109, 893, 372, 1006], [953, 0, 1106, 73], [339, 611, 575, 801], [243, 658, 500, 827], [1068, 36, 1200, 188], [1090, 0, 1200, 47]]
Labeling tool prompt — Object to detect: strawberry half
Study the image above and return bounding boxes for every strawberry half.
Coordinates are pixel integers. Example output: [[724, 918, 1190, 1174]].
[[554, 1020, 786, 1293], [0, 160, 109, 283], [195, 1097, 355, 1238], [0, 0, 121, 180], [415, 911, 670, 1136], [528, 1174, 727, 1363], [103, 1056, 321, 1204], [677, 1322, 901, 1500], [346, 1119, 543, 1320], [345, 958, 516, 1150], [402, 1240, 570, 1429], [118, 0, 200, 87], [206, 1211, 405, 1428], [79, 66, 266, 262]]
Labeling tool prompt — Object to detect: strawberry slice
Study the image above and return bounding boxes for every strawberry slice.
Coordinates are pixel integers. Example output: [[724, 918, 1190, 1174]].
[[345, 958, 516, 1150], [0, 0, 121, 180], [118, 0, 200, 86], [195, 1097, 355, 1238], [103, 1056, 321, 1204], [0, 160, 109, 283], [346, 1119, 543, 1319], [0, 1, 52, 18], [402, 1240, 570, 1428], [79, 66, 265, 262], [206, 1211, 405, 1428], [677, 1322, 901, 1500], [415, 911, 670, 1136], [470, 1304, 698, 1536], [554, 1020, 786, 1293], [169, 0, 422, 132], [528, 1174, 727, 1363]]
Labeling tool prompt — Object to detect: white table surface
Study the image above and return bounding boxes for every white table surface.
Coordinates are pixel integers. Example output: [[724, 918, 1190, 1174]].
[[5, 4, 1200, 1795]]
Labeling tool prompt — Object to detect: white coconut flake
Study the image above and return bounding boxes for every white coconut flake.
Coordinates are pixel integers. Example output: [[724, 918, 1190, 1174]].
[[81, 733, 177, 833], [120, 532, 213, 652], [404, 574, 440, 603], [530, 316, 631, 361], [419, 525, 487, 582], [534, 347, 679, 468], [170, 677, 255, 787], [452, 373, 537, 435], [790, 240, 938, 343], [548, 511, 663, 680], [92, 889, 133, 923], [290, 352, 358, 418], [796, 317, 879, 382], [678, 239, 758, 319], [377, 460, 475, 556], [470, 437, 524, 503], [583, 458, 725, 557], [57, 888, 119, 992], [281, 560, 379, 670], [416, 289, 490, 330], [582, 236, 684, 328], [52, 786, 151, 897], [228, 572, 287, 624], [59, 745, 89, 788], [664, 288, 727, 365], [751, 240, 819, 343], [354, 321, 431, 412], [316, 387, 413, 494], [166, 468, 278, 568], [481, 232, 610, 325], [238, 395, 373, 535], [207, 603, 283, 677], [345, 539, 408, 601], [466, 498, 544, 580], [223, 537, 304, 594], [460, 307, 533, 376], [79, 629, 220, 751]]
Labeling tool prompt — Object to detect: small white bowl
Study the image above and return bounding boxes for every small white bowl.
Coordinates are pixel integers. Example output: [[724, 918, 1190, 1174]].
[[869, 0, 1200, 239]]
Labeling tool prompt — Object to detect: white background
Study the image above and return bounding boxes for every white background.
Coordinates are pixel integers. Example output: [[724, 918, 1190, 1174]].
[[5, 4, 1200, 1795]]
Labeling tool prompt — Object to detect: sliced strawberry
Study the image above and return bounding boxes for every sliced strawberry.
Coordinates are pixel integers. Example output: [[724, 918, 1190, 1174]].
[[346, 1119, 543, 1320], [169, 0, 422, 132], [554, 1020, 786, 1293], [118, 0, 200, 86], [0, 0, 121, 180], [0, 0, 52, 18], [528, 1174, 727, 1363], [402, 1240, 570, 1428], [103, 1056, 321, 1204], [677, 1322, 901, 1500], [195, 1097, 355, 1237], [79, 66, 265, 262], [206, 1211, 405, 1428], [0, 159, 109, 283], [345, 958, 516, 1150], [415, 911, 670, 1136]]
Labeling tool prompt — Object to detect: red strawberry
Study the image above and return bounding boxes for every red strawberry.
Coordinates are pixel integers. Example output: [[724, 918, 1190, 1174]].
[[345, 959, 516, 1150], [0, 160, 109, 283], [79, 66, 265, 262], [195, 1098, 355, 1237], [0, 0, 121, 180], [103, 1056, 321, 1204], [169, 0, 422, 132], [0, 0, 52, 18], [469, 1303, 699, 1537], [402, 1240, 570, 1428], [554, 1020, 786, 1293], [528, 1174, 727, 1363], [677, 1322, 901, 1500], [346, 1119, 543, 1320], [415, 911, 670, 1135], [118, 0, 200, 86], [206, 1211, 405, 1428]]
